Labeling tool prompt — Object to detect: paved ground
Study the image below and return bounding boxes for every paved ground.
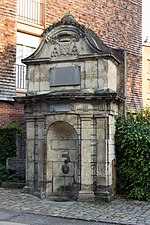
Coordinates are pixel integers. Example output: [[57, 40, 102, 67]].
[[0, 222, 26, 225], [0, 188, 149, 225], [0, 208, 116, 225]]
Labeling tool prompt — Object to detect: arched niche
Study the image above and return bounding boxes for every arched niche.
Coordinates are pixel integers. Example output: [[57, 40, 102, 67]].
[[46, 121, 79, 198]]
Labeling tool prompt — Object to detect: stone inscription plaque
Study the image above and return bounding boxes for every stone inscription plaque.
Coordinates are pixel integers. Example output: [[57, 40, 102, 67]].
[[49, 66, 80, 86]]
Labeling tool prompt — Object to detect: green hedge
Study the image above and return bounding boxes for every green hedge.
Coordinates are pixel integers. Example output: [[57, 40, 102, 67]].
[[0, 163, 24, 183], [115, 108, 150, 201], [0, 122, 22, 165]]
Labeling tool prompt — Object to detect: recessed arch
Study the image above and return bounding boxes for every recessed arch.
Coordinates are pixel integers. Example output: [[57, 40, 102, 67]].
[[46, 121, 79, 197]]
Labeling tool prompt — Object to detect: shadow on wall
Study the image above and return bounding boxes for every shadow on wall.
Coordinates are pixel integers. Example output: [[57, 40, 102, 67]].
[[0, 44, 25, 126], [126, 54, 143, 112], [0, 44, 16, 98]]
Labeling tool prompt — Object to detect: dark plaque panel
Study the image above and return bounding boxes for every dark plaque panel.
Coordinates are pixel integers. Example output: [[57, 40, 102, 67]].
[[49, 66, 80, 86]]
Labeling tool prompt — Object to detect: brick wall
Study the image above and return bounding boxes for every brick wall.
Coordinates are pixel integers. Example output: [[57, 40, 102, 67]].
[[45, 0, 142, 111], [142, 44, 150, 107], [0, 102, 24, 126], [0, 1, 25, 126], [0, 0, 17, 101], [0, 0, 143, 126]]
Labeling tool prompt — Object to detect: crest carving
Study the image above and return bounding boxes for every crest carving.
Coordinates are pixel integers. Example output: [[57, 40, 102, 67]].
[[59, 42, 71, 55], [45, 33, 79, 57], [51, 42, 78, 57]]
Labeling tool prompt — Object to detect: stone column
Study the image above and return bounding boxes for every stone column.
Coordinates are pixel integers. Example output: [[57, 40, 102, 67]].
[[107, 115, 117, 196], [95, 115, 115, 201], [78, 115, 94, 201], [25, 116, 36, 192], [35, 115, 46, 197]]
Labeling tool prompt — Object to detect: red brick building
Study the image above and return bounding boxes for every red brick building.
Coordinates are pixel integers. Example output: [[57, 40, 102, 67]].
[[0, 0, 142, 126], [142, 38, 150, 107]]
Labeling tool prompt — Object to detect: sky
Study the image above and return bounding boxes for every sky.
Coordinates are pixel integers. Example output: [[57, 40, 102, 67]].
[[142, 0, 150, 41]]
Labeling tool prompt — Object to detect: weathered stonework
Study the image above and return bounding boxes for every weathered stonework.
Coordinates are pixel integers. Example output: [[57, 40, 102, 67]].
[[0, 0, 142, 126], [45, 0, 142, 112], [17, 14, 125, 201]]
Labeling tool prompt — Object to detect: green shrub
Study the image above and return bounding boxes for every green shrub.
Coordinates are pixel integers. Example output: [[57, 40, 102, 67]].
[[0, 163, 24, 183], [115, 108, 150, 201], [0, 121, 23, 165]]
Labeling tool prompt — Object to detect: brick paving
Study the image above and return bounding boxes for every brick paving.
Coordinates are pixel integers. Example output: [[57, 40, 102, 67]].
[[0, 188, 149, 225]]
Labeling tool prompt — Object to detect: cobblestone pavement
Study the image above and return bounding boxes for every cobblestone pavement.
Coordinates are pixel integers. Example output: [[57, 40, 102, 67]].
[[0, 188, 149, 225]]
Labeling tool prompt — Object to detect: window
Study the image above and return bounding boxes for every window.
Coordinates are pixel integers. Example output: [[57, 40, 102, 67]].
[[16, 32, 40, 90], [16, 44, 36, 65], [17, 0, 45, 26], [16, 45, 35, 89]]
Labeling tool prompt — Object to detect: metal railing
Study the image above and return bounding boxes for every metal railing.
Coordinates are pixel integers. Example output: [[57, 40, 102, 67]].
[[16, 64, 27, 90], [17, 0, 45, 26]]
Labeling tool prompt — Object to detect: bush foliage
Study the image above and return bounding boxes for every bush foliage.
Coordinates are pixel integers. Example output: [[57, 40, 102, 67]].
[[115, 108, 150, 201], [0, 163, 24, 183], [0, 121, 23, 165]]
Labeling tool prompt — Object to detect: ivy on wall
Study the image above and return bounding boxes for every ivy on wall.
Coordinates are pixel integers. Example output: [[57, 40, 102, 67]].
[[115, 108, 150, 201], [0, 121, 22, 165]]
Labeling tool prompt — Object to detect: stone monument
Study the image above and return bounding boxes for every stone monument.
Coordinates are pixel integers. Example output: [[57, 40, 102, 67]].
[[16, 13, 126, 201]]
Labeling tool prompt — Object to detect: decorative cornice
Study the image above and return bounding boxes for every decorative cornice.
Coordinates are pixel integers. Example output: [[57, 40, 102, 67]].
[[42, 13, 85, 38], [14, 89, 125, 103]]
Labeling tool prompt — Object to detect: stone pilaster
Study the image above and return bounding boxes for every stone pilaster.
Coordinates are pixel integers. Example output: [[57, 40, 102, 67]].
[[25, 116, 36, 191], [35, 115, 46, 197], [78, 115, 94, 201], [95, 115, 115, 201]]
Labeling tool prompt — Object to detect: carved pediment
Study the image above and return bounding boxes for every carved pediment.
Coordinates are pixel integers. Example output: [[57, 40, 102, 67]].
[[22, 13, 123, 64]]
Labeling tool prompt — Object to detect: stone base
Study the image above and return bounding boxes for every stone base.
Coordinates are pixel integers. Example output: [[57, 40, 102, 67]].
[[33, 190, 46, 198], [78, 190, 95, 202], [22, 185, 34, 194], [0, 182, 25, 189], [6, 157, 25, 178], [22, 186, 46, 198], [94, 190, 115, 202]]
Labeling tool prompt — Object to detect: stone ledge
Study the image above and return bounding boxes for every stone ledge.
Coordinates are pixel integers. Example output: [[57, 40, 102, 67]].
[[0, 182, 25, 189]]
